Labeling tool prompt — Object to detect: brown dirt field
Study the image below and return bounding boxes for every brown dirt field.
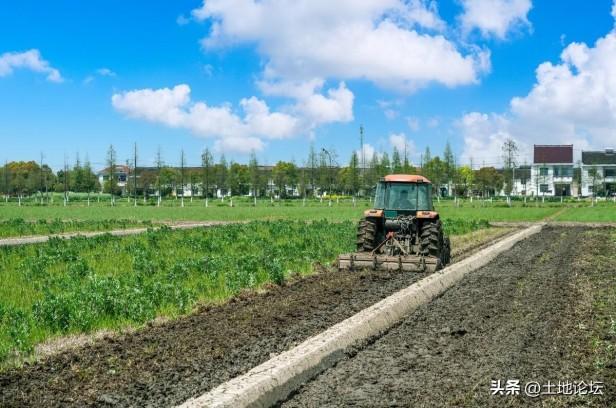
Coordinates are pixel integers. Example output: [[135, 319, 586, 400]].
[[282, 227, 616, 407]]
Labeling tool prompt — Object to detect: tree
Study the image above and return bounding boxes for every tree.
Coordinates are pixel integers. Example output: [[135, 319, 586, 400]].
[[588, 167, 603, 197], [201, 148, 213, 199], [379, 152, 391, 176], [346, 151, 360, 195], [248, 150, 261, 197], [475, 167, 503, 197], [423, 146, 431, 167], [391, 147, 402, 173], [105, 145, 118, 198], [82, 156, 98, 197], [179, 149, 186, 200], [502, 138, 518, 196], [72, 154, 86, 192], [307, 143, 318, 197], [217, 154, 228, 197], [423, 157, 446, 196], [228, 162, 249, 195], [458, 165, 474, 197], [402, 142, 412, 173], [273, 161, 298, 198], [155, 146, 164, 200], [443, 141, 456, 188]]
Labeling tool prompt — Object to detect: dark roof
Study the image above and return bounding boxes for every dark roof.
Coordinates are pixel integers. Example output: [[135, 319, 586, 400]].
[[582, 149, 616, 165], [533, 145, 573, 164], [97, 165, 130, 175]]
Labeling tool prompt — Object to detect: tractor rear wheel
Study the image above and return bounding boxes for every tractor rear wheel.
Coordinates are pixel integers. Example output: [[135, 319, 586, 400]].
[[420, 220, 445, 264], [442, 236, 451, 266], [356, 218, 377, 252]]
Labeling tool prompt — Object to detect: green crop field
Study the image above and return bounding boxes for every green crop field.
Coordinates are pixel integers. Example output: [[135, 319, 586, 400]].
[[0, 218, 156, 238], [1, 197, 615, 230], [0, 218, 488, 364]]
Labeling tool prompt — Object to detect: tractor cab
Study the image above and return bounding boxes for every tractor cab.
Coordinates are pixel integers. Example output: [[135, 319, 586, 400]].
[[374, 175, 433, 218], [338, 174, 449, 273]]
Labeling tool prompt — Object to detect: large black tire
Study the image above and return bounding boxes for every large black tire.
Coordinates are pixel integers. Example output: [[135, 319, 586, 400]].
[[420, 220, 450, 267], [356, 218, 377, 252], [442, 236, 451, 266]]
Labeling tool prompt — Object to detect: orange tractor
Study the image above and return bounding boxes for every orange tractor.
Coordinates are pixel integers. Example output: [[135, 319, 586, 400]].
[[338, 174, 450, 272]]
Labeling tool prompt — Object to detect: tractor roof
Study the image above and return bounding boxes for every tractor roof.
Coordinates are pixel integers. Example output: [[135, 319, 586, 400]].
[[383, 174, 431, 183]]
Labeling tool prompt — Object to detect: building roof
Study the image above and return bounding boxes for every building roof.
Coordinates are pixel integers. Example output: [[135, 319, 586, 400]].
[[97, 165, 130, 176], [533, 145, 573, 164], [384, 174, 431, 183], [582, 149, 616, 165]]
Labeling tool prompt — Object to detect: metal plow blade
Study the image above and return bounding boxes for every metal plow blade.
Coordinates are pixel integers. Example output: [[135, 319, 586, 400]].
[[337, 253, 440, 273]]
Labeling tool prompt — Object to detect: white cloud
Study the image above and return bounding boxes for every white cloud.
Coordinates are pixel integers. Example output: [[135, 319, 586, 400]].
[[111, 83, 352, 153], [457, 112, 519, 166], [389, 133, 417, 162], [192, 0, 489, 91], [0, 49, 62, 82], [459, 0, 532, 39], [356, 143, 379, 162], [96, 68, 116, 77], [258, 79, 354, 127], [294, 82, 354, 125], [407, 116, 420, 132], [459, 13, 616, 166]]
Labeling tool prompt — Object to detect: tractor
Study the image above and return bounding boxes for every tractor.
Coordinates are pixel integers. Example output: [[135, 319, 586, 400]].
[[338, 174, 450, 272]]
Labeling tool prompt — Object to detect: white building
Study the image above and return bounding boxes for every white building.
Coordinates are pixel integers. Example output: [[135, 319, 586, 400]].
[[529, 145, 574, 197], [581, 149, 616, 197]]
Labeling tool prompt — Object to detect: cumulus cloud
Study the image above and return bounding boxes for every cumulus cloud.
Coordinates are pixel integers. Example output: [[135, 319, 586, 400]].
[[459, 0, 532, 39], [0, 49, 62, 82], [459, 13, 616, 165], [192, 0, 489, 91], [111, 83, 352, 153], [457, 112, 520, 166], [389, 132, 416, 153]]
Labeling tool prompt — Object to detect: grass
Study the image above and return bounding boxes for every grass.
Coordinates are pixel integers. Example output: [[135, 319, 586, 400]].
[[0, 217, 489, 364], [0, 198, 614, 239], [0, 198, 587, 223], [0, 218, 156, 238]]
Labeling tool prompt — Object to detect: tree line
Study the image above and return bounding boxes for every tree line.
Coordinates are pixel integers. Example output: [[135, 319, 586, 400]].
[[1, 141, 512, 200]]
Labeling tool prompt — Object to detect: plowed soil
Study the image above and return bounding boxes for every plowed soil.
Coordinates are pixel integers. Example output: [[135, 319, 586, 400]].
[[283, 227, 616, 407], [1, 260, 438, 406]]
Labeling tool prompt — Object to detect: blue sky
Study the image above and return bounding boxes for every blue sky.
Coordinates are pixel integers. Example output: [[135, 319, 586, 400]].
[[1, 0, 615, 170]]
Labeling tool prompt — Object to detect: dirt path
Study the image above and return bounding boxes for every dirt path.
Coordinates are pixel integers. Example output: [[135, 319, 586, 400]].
[[0, 221, 230, 247], [282, 227, 616, 407]]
